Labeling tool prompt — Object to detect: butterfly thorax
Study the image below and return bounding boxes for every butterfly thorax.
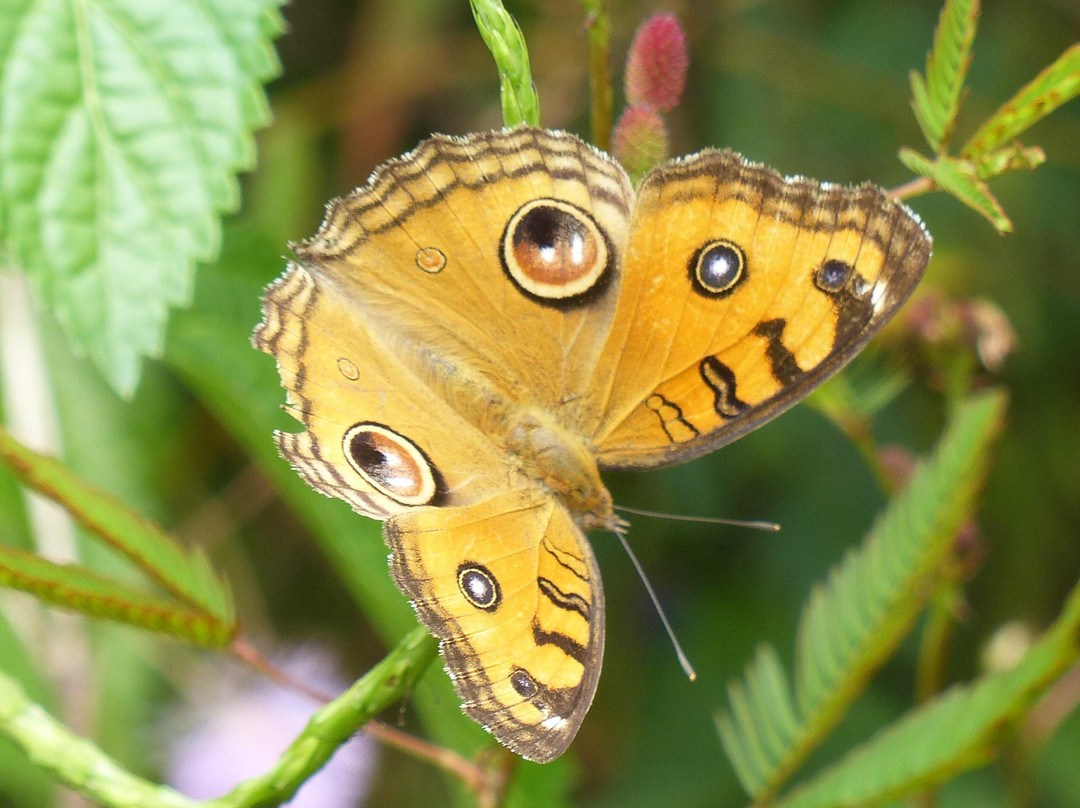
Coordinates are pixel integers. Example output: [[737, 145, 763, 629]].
[[504, 410, 615, 531]]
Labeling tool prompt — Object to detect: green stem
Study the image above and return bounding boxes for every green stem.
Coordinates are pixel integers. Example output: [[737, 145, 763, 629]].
[[208, 626, 438, 807], [0, 627, 437, 808], [0, 667, 197, 808], [579, 0, 613, 149], [469, 0, 540, 127]]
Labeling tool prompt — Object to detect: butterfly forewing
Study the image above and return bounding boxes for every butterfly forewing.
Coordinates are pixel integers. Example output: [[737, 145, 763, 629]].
[[589, 149, 931, 469]]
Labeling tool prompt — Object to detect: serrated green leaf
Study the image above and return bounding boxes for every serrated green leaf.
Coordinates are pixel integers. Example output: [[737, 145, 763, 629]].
[[910, 0, 979, 152], [898, 148, 1011, 233], [963, 42, 1080, 160], [0, 424, 233, 622], [0, 0, 285, 396], [719, 391, 1007, 800], [777, 574, 1080, 808], [469, 0, 541, 127], [0, 543, 232, 646]]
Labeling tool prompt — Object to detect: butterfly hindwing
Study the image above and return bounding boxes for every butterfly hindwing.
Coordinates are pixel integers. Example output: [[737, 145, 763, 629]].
[[386, 490, 604, 763]]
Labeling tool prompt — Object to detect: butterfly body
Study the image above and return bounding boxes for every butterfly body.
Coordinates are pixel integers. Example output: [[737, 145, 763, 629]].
[[255, 127, 930, 762]]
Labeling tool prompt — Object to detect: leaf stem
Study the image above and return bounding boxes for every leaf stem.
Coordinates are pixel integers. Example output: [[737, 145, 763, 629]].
[[888, 174, 935, 200]]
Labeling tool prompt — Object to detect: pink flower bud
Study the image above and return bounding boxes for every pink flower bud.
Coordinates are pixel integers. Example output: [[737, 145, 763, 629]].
[[612, 104, 669, 182], [625, 14, 688, 113]]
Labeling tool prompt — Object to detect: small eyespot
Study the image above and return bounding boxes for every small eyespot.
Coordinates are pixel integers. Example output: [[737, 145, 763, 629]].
[[342, 423, 438, 506], [501, 199, 610, 302], [816, 259, 854, 293], [458, 563, 501, 611], [510, 668, 539, 699], [415, 246, 447, 273], [690, 239, 746, 297], [337, 358, 360, 380]]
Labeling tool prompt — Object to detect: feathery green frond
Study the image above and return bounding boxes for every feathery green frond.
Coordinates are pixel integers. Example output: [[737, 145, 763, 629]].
[[0, 0, 285, 396], [899, 149, 1011, 233], [0, 425, 233, 623], [469, 0, 541, 127], [962, 42, 1080, 159], [777, 575, 1080, 808], [718, 391, 1007, 800], [0, 544, 233, 647], [910, 0, 980, 152]]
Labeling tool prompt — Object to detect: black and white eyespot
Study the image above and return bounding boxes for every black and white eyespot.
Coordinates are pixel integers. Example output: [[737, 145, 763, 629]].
[[500, 198, 611, 304], [457, 562, 501, 611], [342, 422, 439, 506], [815, 258, 854, 293], [510, 667, 539, 699], [690, 239, 747, 297]]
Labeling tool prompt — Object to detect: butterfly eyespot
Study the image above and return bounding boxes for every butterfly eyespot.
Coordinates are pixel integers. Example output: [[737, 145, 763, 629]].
[[457, 562, 501, 611], [342, 423, 438, 506], [501, 198, 610, 303], [337, 357, 360, 380], [816, 259, 854, 293], [691, 239, 746, 297], [510, 668, 539, 699], [415, 246, 447, 273]]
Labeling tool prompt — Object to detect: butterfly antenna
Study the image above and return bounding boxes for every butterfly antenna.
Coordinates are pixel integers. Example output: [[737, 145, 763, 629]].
[[615, 504, 780, 533], [613, 523, 697, 682]]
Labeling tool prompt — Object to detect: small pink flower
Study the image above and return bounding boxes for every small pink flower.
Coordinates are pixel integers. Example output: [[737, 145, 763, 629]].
[[625, 14, 688, 113]]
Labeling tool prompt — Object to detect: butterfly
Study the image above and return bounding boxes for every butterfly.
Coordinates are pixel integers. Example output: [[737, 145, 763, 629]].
[[254, 126, 931, 762]]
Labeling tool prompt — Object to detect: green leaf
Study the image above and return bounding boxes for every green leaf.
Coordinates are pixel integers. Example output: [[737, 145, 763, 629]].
[[469, 0, 541, 127], [971, 142, 1046, 181], [0, 424, 233, 624], [718, 391, 1008, 800], [963, 43, 1080, 160], [776, 574, 1080, 808], [898, 148, 1011, 233], [0, 0, 285, 396], [910, 0, 979, 152], [0, 543, 232, 647]]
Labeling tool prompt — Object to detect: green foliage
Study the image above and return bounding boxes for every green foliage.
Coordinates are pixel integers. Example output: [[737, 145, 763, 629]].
[[0, 0, 285, 396], [0, 543, 231, 646], [468, 0, 540, 127], [779, 578, 1080, 808], [909, 0, 978, 152], [962, 44, 1080, 159], [902, 0, 1080, 233], [718, 391, 1008, 802], [898, 148, 1012, 233], [0, 424, 234, 643]]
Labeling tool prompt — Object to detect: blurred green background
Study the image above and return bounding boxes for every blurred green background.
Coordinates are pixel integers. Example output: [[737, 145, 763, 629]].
[[1, 0, 1079, 806]]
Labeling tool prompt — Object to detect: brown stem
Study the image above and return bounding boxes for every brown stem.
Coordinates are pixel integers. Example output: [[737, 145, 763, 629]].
[[887, 174, 935, 201], [364, 721, 510, 804], [229, 636, 336, 703]]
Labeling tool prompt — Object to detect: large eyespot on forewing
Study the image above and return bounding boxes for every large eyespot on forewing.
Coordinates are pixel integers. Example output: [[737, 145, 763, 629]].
[[342, 422, 441, 507], [500, 198, 612, 305]]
